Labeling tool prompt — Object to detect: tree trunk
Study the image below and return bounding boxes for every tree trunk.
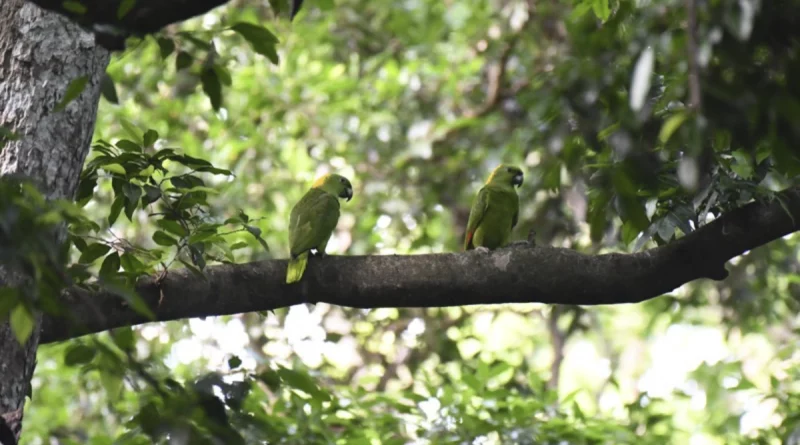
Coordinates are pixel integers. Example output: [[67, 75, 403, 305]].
[[0, 0, 108, 441]]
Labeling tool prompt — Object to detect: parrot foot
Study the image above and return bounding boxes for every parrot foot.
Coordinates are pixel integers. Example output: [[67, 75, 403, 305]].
[[509, 240, 535, 248], [475, 246, 491, 254], [509, 231, 537, 249]]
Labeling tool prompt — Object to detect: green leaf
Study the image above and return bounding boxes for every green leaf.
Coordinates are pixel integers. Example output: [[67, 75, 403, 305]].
[[188, 230, 218, 244], [108, 195, 125, 225], [228, 356, 242, 370], [179, 259, 207, 280], [658, 112, 688, 144], [201, 69, 223, 111], [277, 367, 331, 401], [64, 344, 97, 366], [111, 327, 135, 351], [142, 185, 162, 206], [62, 1, 87, 14], [79, 243, 112, 264], [143, 129, 159, 147], [196, 166, 233, 176], [102, 281, 155, 320], [54, 75, 90, 112], [257, 369, 281, 391], [231, 22, 280, 64], [117, 0, 135, 19], [176, 51, 193, 70], [230, 241, 248, 250], [157, 219, 187, 237], [268, 0, 283, 14], [730, 150, 754, 179], [100, 372, 124, 398], [157, 37, 176, 59], [120, 119, 144, 144], [9, 304, 34, 344], [100, 74, 119, 104], [592, 0, 610, 21], [170, 154, 213, 167], [99, 252, 121, 278], [101, 163, 127, 175], [588, 191, 611, 242], [245, 225, 261, 238], [122, 183, 142, 205], [619, 195, 650, 233], [120, 253, 146, 274], [124, 194, 137, 221], [213, 65, 233, 87], [245, 225, 270, 251], [189, 245, 206, 270], [116, 139, 141, 152], [76, 173, 98, 201], [152, 230, 178, 246]]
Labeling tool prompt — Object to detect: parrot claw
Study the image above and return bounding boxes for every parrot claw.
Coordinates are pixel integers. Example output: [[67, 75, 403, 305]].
[[475, 246, 491, 254]]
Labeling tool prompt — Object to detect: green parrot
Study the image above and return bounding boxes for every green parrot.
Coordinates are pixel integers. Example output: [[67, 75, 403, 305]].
[[286, 173, 353, 284], [464, 164, 523, 252]]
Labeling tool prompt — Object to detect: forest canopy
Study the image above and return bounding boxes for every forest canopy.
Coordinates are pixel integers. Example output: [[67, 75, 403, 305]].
[[2, 0, 800, 443]]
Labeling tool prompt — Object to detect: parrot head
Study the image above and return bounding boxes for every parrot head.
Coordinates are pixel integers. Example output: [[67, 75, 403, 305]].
[[486, 164, 524, 188], [312, 173, 354, 201]]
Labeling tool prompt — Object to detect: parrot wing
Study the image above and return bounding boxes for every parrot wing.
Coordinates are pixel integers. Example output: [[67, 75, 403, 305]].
[[512, 199, 519, 229], [464, 186, 489, 250], [289, 189, 341, 257]]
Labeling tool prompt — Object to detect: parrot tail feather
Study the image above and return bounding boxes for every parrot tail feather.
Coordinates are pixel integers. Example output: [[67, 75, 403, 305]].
[[464, 231, 474, 251], [286, 251, 309, 284]]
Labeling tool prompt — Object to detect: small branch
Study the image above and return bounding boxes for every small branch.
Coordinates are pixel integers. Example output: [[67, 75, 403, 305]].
[[39, 187, 800, 344], [433, 7, 536, 145], [547, 308, 565, 390], [463, 31, 525, 119]]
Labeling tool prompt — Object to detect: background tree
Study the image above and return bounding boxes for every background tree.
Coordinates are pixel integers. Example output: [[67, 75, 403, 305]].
[[2, 0, 800, 443]]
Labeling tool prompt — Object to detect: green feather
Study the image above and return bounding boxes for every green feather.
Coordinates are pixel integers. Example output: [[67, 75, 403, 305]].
[[286, 174, 352, 283], [286, 251, 309, 284], [464, 165, 521, 250]]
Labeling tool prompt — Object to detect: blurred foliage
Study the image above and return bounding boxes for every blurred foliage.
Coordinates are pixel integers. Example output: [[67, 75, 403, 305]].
[[0, 0, 799, 443]]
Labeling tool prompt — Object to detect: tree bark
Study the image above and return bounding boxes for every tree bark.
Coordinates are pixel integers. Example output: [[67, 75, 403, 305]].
[[0, 0, 108, 441]]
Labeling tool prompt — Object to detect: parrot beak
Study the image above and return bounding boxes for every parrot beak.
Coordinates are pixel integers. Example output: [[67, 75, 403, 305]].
[[342, 187, 353, 202], [513, 173, 523, 187]]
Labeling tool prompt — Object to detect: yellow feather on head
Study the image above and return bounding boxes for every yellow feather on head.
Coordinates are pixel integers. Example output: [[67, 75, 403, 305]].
[[485, 165, 506, 184], [311, 174, 332, 188]]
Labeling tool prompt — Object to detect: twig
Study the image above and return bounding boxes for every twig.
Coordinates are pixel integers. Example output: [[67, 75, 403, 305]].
[[547, 307, 566, 390]]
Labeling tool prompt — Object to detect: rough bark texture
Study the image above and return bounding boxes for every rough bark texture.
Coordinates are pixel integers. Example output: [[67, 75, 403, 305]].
[[41, 186, 800, 344], [0, 0, 109, 441]]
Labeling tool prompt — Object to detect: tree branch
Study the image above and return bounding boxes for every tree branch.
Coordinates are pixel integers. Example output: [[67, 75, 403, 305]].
[[41, 187, 800, 344], [25, 0, 235, 49]]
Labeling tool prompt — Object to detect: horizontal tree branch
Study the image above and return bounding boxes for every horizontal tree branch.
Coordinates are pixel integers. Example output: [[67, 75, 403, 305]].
[[41, 187, 800, 344], [26, 0, 235, 49]]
